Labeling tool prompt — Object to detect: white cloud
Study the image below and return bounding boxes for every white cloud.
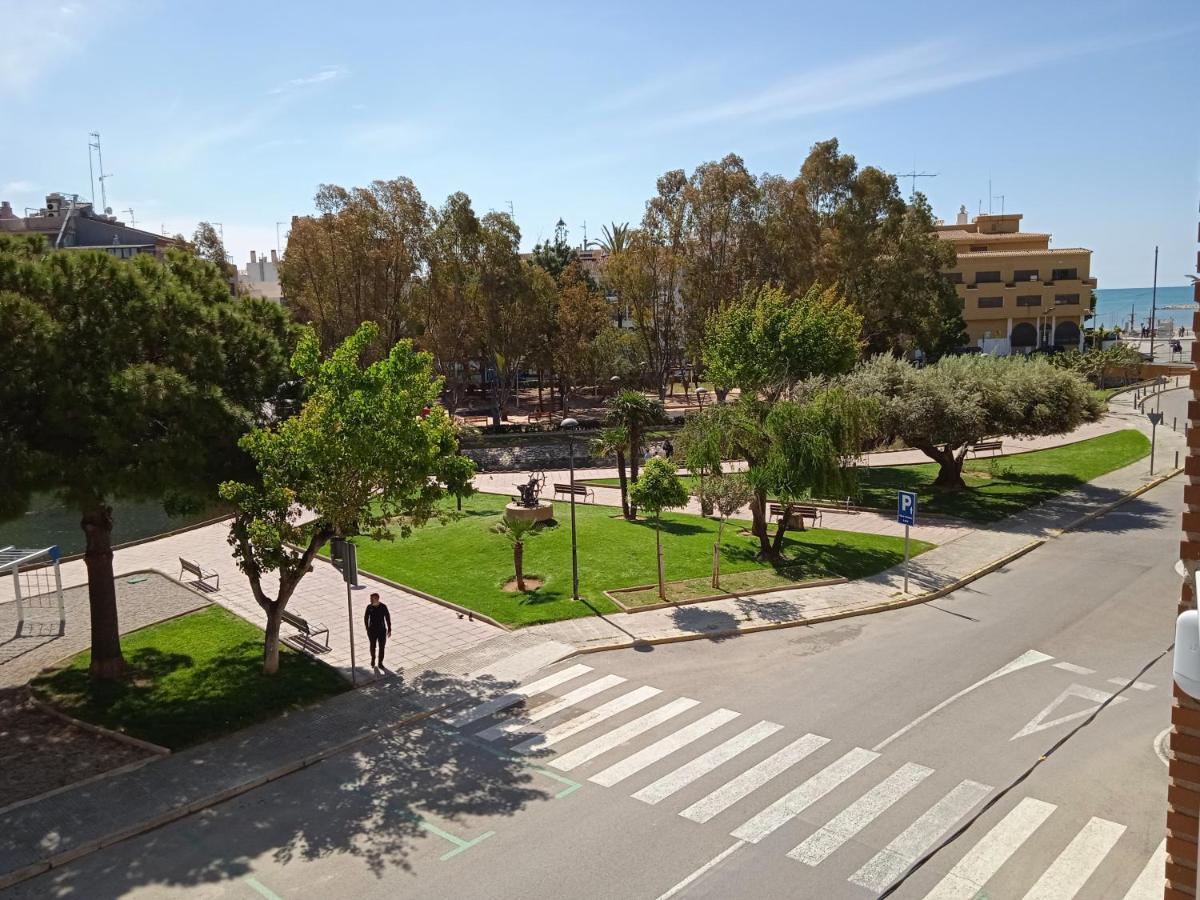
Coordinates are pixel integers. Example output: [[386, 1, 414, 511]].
[[267, 64, 348, 96], [0, 1, 117, 98]]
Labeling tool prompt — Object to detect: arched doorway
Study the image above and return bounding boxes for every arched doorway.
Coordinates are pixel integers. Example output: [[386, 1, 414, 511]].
[[1054, 320, 1081, 349], [1010, 322, 1037, 351]]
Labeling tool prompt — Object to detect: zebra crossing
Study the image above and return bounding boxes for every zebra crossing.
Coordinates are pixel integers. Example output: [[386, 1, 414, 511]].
[[446, 663, 1164, 898]]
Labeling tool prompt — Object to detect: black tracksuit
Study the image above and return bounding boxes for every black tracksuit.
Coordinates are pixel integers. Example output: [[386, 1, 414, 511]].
[[364, 602, 392, 665]]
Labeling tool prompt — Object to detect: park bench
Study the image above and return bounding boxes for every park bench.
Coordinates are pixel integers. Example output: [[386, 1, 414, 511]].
[[178, 557, 219, 591], [554, 483, 595, 503], [281, 609, 329, 651], [768, 504, 822, 529], [967, 439, 1004, 458]]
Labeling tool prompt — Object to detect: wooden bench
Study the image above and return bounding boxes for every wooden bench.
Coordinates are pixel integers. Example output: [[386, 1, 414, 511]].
[[768, 504, 822, 529], [554, 482, 595, 503], [281, 609, 329, 650], [967, 439, 1004, 458], [178, 557, 219, 591]]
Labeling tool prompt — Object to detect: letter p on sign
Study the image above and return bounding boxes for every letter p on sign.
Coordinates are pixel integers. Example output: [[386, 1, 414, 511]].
[[897, 490, 917, 526]]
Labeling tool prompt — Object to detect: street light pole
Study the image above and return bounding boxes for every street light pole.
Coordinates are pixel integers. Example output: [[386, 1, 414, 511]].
[[562, 417, 580, 601]]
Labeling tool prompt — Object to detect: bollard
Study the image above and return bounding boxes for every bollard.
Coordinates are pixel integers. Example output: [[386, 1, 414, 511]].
[[1177, 450, 1181, 468], [1175, 417, 1178, 432]]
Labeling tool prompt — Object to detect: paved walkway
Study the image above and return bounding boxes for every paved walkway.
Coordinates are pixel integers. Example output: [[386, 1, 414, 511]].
[[0, 521, 497, 684]]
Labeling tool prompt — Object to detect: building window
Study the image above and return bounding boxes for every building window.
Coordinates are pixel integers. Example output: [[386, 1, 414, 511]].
[[970, 244, 988, 252], [944, 271, 963, 284], [1051, 267, 1078, 281], [1013, 269, 1039, 282], [975, 271, 1002, 283], [1055, 293, 1080, 306], [1016, 295, 1042, 307], [978, 297, 1003, 309]]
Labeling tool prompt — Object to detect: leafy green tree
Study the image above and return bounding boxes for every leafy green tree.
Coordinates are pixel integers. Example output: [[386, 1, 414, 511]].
[[704, 473, 754, 588], [628, 457, 689, 601], [702, 283, 862, 400], [492, 517, 540, 592], [847, 354, 1097, 491], [592, 425, 631, 518], [219, 322, 469, 674], [553, 262, 610, 414], [598, 221, 630, 254], [605, 389, 668, 519], [0, 236, 292, 679], [192, 221, 235, 281], [530, 218, 576, 280]]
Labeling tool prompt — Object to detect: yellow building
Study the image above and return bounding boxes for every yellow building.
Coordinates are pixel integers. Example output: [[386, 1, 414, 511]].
[[935, 208, 1096, 354]]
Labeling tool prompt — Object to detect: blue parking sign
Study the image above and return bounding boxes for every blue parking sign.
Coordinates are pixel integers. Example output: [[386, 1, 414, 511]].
[[897, 490, 917, 526]]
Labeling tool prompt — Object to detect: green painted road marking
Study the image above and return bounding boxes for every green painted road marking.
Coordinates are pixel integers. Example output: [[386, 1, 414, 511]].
[[418, 821, 496, 860], [243, 875, 283, 900], [126, 575, 148, 584], [529, 765, 582, 799]]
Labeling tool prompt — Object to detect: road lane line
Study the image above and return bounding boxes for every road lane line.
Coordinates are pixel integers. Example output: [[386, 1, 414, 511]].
[[1122, 839, 1167, 899], [445, 663, 593, 727], [920, 797, 1056, 899], [512, 685, 660, 754], [873, 650, 1053, 751], [1022, 816, 1125, 899], [679, 733, 830, 824], [633, 721, 784, 805], [849, 779, 992, 892], [654, 840, 747, 900], [551, 697, 700, 771], [476, 674, 626, 740], [789, 762, 934, 866], [1053, 662, 1095, 675], [590, 709, 741, 787], [731, 747, 879, 843]]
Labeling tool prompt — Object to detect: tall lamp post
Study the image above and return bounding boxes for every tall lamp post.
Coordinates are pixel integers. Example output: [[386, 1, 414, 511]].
[[561, 417, 581, 601]]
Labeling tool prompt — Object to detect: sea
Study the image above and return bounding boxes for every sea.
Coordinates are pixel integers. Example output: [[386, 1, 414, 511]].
[[1093, 285, 1194, 331]]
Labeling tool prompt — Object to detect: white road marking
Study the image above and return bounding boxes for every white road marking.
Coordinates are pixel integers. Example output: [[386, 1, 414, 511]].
[[1022, 816, 1125, 900], [550, 697, 700, 771], [1011, 684, 1125, 740], [679, 733, 830, 824], [921, 797, 1056, 900], [1108, 677, 1156, 691], [633, 721, 784, 806], [849, 779, 993, 892], [1122, 839, 1167, 899], [475, 674, 625, 740], [873, 650, 1053, 751], [730, 747, 879, 843], [445, 663, 593, 728], [590, 709, 741, 787], [1053, 662, 1095, 675], [653, 840, 746, 900], [512, 685, 660, 754], [788, 762, 934, 866]]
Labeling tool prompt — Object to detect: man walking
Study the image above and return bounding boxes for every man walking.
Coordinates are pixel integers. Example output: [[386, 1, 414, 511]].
[[364, 592, 392, 670]]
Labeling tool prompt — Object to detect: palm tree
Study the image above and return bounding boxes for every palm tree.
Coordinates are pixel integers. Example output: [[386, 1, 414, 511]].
[[592, 425, 630, 518], [492, 517, 540, 591], [599, 222, 630, 255], [605, 389, 668, 520]]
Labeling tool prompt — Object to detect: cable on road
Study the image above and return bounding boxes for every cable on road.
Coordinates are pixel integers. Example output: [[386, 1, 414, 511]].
[[876, 642, 1173, 899]]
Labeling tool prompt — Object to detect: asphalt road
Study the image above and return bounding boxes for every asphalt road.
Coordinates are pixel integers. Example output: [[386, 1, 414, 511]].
[[8, 478, 1183, 900]]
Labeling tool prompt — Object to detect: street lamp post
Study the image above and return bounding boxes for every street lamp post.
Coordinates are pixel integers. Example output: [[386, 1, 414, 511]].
[[561, 417, 581, 601]]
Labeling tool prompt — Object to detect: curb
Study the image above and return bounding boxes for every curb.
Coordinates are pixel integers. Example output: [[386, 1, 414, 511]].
[[604, 576, 848, 613], [0, 697, 463, 892]]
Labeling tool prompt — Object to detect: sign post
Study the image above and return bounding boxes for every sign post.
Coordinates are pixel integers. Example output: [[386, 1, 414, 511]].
[[1148, 410, 1163, 476], [332, 538, 360, 685], [897, 491, 917, 593]]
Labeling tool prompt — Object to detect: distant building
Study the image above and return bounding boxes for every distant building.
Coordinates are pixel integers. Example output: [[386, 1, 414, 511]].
[[935, 208, 1096, 354], [238, 249, 283, 302], [0, 193, 176, 258]]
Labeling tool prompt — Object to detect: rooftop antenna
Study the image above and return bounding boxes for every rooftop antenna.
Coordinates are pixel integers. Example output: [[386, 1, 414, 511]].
[[988, 177, 992, 214], [506, 200, 514, 217], [992, 193, 1006, 215], [122, 208, 135, 227], [899, 164, 938, 198], [582, 220, 588, 248], [212, 222, 224, 240], [275, 221, 286, 256], [88, 132, 112, 214]]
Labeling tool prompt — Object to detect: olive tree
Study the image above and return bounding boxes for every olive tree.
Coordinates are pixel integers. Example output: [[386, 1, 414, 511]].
[[628, 457, 689, 601]]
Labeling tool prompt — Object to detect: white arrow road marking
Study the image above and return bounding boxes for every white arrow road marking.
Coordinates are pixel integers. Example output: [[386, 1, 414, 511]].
[[1011, 684, 1126, 741]]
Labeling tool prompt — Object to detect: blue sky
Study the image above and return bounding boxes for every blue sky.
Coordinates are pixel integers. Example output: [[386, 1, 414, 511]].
[[1, 0, 1197, 287]]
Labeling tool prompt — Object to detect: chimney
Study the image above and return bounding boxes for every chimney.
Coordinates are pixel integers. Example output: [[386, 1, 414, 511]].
[[250, 250, 257, 264], [0, 201, 13, 220], [270, 249, 277, 264]]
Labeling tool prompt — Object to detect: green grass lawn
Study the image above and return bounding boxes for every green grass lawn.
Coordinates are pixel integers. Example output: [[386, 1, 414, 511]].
[[611, 565, 837, 609], [584, 430, 1149, 524], [352, 494, 931, 627], [34, 606, 348, 749]]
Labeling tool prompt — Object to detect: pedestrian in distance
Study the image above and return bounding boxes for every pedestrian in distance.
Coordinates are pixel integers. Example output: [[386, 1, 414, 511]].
[[662, 438, 674, 460], [364, 592, 392, 670]]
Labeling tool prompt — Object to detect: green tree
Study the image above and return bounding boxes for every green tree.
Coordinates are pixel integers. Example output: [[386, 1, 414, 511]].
[[592, 425, 631, 518], [530, 218, 576, 280], [702, 283, 862, 401], [0, 236, 292, 679], [553, 262, 610, 414], [192, 221, 235, 281], [598, 222, 630, 254], [219, 322, 469, 674], [492, 517, 540, 592], [847, 354, 1097, 491], [605, 389, 668, 519], [703, 473, 754, 588], [628, 457, 689, 601]]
